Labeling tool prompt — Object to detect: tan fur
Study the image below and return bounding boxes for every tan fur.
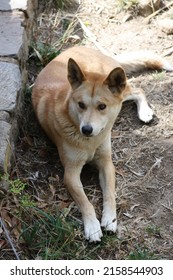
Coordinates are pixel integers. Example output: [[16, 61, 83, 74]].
[[32, 46, 170, 242]]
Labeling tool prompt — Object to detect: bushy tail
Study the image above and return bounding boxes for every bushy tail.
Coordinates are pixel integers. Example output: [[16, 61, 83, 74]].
[[115, 51, 173, 75]]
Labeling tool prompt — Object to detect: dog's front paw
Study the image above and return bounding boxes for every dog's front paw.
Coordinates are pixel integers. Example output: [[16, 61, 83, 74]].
[[101, 212, 117, 233], [138, 104, 153, 123], [84, 218, 103, 242]]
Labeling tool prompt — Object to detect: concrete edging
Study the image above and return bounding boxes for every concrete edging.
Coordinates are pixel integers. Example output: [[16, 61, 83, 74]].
[[0, 0, 38, 173]]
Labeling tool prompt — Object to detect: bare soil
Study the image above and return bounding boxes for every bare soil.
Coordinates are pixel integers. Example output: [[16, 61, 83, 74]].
[[1, 0, 173, 259]]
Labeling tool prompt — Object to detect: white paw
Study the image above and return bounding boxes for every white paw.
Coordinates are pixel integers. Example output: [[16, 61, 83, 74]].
[[138, 104, 153, 123], [84, 218, 103, 242], [101, 212, 117, 233]]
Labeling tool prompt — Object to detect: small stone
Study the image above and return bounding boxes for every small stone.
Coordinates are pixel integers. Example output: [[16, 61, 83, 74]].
[[122, 13, 133, 23]]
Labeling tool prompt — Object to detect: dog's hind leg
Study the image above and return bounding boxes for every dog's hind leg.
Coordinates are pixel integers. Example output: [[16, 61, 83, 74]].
[[123, 87, 153, 123]]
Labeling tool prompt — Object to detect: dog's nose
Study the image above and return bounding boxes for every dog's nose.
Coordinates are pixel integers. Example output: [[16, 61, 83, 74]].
[[82, 125, 93, 136]]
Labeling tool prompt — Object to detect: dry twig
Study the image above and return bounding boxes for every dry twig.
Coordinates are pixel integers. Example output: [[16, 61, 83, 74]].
[[77, 17, 112, 56], [161, 203, 173, 213], [162, 47, 173, 57], [144, 1, 173, 24]]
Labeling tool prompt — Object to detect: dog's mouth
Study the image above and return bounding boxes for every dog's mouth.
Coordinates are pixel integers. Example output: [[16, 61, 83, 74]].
[[81, 127, 105, 138]]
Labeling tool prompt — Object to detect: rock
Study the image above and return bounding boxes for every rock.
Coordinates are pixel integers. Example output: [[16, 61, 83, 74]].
[[0, 0, 38, 174], [0, 62, 21, 112], [0, 121, 11, 173], [138, 0, 161, 17], [0, 62, 21, 172], [0, 0, 27, 10], [0, 3, 24, 175], [0, 111, 10, 122], [0, 11, 24, 57]]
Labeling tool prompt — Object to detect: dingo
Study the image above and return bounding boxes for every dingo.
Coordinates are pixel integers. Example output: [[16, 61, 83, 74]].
[[32, 46, 172, 242]]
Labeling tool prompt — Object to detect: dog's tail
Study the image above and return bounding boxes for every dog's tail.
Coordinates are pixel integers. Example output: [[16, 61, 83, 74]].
[[115, 51, 173, 75]]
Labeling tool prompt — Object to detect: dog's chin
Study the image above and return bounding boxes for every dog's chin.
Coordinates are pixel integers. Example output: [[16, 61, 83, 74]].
[[81, 133, 93, 138]]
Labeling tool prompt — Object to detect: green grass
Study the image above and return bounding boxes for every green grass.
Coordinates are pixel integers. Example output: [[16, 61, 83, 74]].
[[30, 42, 60, 67], [152, 71, 165, 81], [30, 12, 80, 67], [146, 224, 161, 237], [18, 207, 121, 260], [0, 174, 160, 260], [39, 0, 77, 10], [127, 247, 158, 260], [20, 208, 82, 259]]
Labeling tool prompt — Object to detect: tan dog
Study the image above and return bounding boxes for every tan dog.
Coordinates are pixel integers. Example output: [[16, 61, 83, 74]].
[[32, 46, 172, 242]]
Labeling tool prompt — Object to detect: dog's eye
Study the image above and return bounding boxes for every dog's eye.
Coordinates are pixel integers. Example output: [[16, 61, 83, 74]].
[[78, 102, 86, 110], [98, 103, 106, 110]]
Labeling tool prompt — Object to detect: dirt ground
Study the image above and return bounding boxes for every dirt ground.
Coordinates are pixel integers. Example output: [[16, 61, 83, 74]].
[[76, 0, 173, 258], [2, 0, 173, 259]]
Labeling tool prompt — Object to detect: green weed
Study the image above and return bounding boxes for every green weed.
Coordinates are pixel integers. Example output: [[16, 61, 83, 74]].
[[30, 42, 60, 67], [127, 247, 158, 260], [20, 194, 36, 207], [0, 174, 35, 208], [9, 178, 27, 195], [146, 224, 161, 237], [0, 174, 27, 195]]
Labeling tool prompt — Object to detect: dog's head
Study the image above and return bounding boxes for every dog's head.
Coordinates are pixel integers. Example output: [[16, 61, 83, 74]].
[[68, 58, 127, 137]]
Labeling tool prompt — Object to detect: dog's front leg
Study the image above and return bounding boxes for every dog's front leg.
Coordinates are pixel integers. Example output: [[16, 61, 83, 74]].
[[99, 160, 117, 232], [64, 165, 103, 242], [95, 137, 117, 233]]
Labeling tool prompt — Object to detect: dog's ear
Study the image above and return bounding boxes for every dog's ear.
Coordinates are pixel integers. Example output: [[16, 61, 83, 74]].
[[104, 67, 126, 94], [68, 58, 85, 90]]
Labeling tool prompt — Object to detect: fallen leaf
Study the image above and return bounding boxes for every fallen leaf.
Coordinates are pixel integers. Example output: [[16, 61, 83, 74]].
[[0, 240, 6, 249], [57, 193, 69, 201], [1, 209, 12, 227], [58, 201, 71, 210]]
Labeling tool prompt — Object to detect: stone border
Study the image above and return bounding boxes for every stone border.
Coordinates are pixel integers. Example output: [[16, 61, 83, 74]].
[[0, 0, 38, 173]]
